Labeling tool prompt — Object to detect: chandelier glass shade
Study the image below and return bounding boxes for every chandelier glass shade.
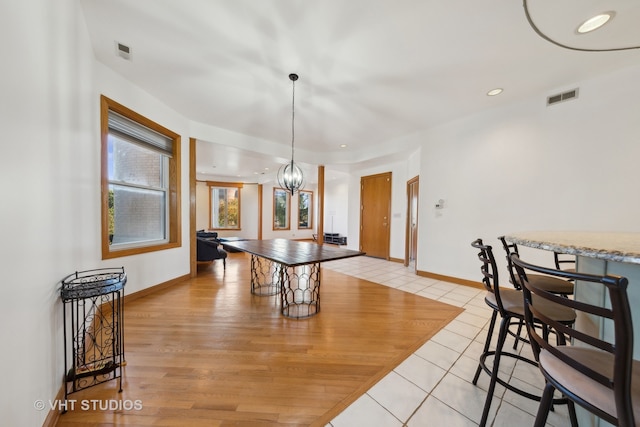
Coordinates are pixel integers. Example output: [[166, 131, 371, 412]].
[[277, 73, 305, 195]]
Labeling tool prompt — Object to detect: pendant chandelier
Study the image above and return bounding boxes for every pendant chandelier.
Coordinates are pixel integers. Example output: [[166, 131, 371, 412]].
[[277, 73, 305, 195]]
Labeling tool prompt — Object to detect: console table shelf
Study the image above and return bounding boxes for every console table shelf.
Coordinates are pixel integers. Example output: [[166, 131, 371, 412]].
[[324, 233, 347, 245]]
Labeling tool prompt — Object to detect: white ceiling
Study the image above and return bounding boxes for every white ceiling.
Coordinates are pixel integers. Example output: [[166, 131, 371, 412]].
[[80, 0, 640, 184]]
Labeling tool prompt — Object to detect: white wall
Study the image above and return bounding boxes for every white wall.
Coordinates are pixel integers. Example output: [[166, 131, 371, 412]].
[[195, 181, 260, 239], [324, 173, 350, 237], [239, 184, 260, 239], [196, 180, 321, 241], [2, 2, 95, 425], [196, 181, 210, 230], [406, 148, 421, 182], [416, 64, 640, 282], [0, 1, 191, 425], [346, 161, 413, 257], [94, 71, 192, 295], [261, 182, 318, 240]]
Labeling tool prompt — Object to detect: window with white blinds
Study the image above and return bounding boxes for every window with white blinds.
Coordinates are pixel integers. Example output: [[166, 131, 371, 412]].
[[101, 95, 181, 258]]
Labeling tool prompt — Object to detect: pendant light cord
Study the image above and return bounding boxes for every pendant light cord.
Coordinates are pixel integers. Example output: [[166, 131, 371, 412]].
[[291, 76, 295, 163], [278, 73, 303, 195]]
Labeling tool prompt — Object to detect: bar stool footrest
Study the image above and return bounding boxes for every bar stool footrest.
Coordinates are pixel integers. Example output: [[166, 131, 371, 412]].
[[477, 350, 568, 404]]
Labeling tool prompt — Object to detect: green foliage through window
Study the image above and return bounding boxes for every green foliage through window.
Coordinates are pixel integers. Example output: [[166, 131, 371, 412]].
[[298, 191, 312, 229], [273, 188, 289, 230], [108, 189, 115, 237], [211, 187, 240, 229]]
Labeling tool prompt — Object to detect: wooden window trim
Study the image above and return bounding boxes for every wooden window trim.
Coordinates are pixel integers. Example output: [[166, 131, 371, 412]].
[[205, 181, 244, 188], [298, 190, 313, 230], [100, 95, 181, 259], [206, 181, 242, 231], [272, 188, 291, 231]]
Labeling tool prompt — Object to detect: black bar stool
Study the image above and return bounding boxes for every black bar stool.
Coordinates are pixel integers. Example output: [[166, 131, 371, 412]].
[[499, 236, 574, 350], [553, 251, 576, 273], [471, 239, 576, 426], [499, 236, 574, 296], [512, 253, 640, 427]]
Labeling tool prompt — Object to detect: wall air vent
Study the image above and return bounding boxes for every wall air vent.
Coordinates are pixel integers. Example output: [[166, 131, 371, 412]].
[[115, 42, 132, 61], [547, 88, 579, 106]]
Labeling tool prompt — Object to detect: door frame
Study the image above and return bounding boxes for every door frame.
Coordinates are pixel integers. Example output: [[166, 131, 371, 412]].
[[404, 176, 419, 271]]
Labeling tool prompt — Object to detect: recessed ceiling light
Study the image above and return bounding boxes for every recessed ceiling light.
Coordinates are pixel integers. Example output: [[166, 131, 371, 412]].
[[340, 144, 347, 148], [487, 88, 503, 96], [577, 12, 614, 34]]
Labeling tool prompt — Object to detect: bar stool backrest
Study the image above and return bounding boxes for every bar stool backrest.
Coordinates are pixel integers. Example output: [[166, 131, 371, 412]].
[[471, 238, 509, 317], [553, 251, 576, 272], [498, 236, 524, 290], [510, 253, 634, 426]]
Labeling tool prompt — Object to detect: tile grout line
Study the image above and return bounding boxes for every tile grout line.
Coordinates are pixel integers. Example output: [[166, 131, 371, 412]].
[[324, 260, 526, 426]]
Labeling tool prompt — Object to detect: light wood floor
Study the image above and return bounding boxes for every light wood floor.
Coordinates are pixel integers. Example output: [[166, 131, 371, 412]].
[[55, 253, 462, 426]]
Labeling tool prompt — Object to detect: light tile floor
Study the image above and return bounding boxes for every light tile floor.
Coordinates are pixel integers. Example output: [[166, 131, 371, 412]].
[[323, 256, 571, 427]]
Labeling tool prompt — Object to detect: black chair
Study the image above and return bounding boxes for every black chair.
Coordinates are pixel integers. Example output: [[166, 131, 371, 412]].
[[511, 253, 640, 427], [197, 230, 219, 240], [196, 237, 227, 269], [471, 239, 576, 427]]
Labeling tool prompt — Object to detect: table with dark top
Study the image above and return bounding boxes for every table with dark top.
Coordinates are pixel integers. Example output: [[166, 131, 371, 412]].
[[223, 238, 365, 318], [217, 236, 247, 252]]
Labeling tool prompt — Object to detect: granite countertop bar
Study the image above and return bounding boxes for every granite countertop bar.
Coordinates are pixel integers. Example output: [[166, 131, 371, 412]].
[[504, 231, 640, 265]]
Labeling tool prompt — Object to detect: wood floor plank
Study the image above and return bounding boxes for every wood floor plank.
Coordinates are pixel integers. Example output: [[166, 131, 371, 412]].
[[55, 252, 462, 426]]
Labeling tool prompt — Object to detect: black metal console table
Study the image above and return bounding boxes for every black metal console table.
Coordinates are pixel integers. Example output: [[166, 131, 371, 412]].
[[60, 268, 126, 408]]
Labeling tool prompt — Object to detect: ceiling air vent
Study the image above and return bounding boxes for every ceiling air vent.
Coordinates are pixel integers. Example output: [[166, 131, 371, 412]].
[[547, 88, 579, 106], [115, 42, 132, 61]]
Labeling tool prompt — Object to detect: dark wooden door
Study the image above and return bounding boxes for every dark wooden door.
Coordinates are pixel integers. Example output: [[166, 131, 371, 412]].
[[360, 172, 391, 259]]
